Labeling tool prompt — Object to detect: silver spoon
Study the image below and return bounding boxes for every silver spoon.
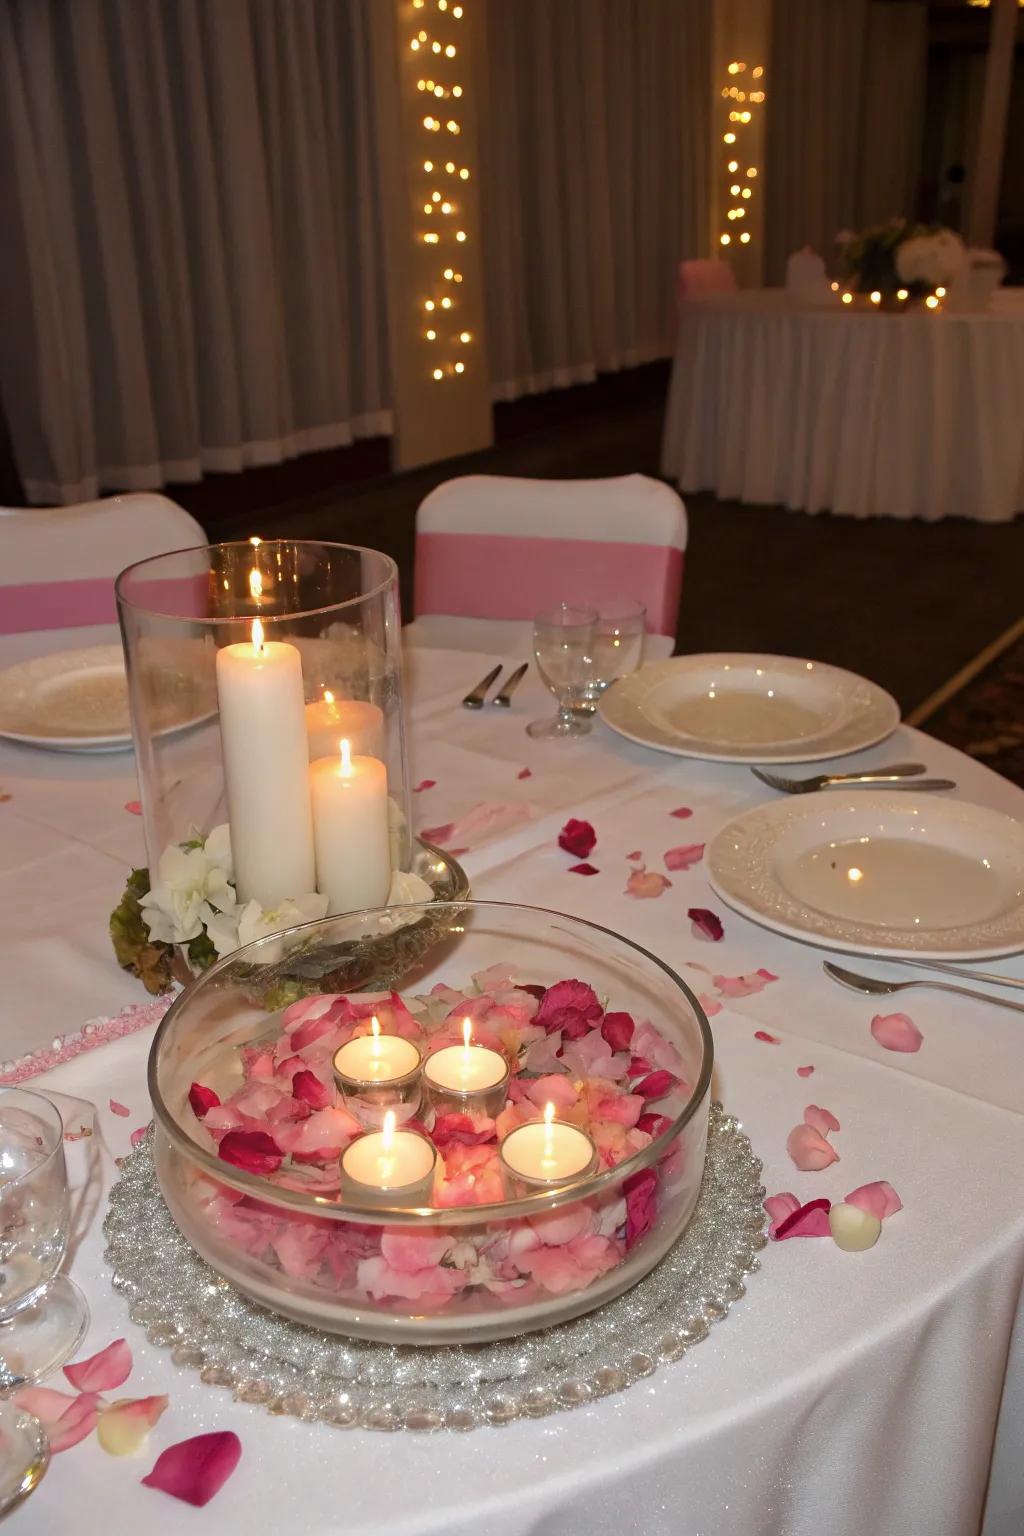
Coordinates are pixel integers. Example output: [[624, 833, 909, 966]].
[[823, 961, 1024, 1016]]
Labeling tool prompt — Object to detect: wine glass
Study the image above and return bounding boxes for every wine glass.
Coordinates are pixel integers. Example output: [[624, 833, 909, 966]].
[[576, 598, 647, 714], [0, 1089, 89, 1394], [527, 604, 598, 739]]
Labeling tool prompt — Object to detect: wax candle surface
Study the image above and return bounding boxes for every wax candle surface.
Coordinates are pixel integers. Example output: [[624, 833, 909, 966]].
[[310, 740, 392, 916], [334, 1032, 421, 1085], [500, 1115, 596, 1184], [341, 1120, 436, 1193], [215, 621, 316, 906], [305, 693, 384, 763], [424, 1042, 508, 1093]]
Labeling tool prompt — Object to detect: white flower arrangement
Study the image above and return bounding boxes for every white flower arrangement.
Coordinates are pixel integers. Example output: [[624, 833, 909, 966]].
[[895, 229, 965, 289]]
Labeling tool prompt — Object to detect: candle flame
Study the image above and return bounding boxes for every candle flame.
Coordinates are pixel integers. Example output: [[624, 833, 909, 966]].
[[249, 567, 263, 601], [381, 1109, 396, 1150], [339, 738, 352, 775], [462, 1017, 473, 1050], [543, 1101, 555, 1128], [251, 617, 265, 655], [324, 689, 334, 704], [370, 1014, 381, 1058]]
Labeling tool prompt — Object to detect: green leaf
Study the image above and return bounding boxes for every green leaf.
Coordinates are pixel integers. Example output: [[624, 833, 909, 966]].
[[109, 867, 174, 995]]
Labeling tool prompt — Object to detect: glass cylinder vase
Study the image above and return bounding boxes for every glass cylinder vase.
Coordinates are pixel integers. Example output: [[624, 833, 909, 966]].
[[115, 541, 413, 933]]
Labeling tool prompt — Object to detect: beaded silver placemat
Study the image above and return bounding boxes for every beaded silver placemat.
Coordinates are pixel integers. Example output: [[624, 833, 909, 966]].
[[103, 1103, 766, 1431]]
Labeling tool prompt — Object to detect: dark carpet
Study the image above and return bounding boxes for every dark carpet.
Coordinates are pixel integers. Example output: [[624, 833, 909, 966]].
[[913, 624, 1024, 788]]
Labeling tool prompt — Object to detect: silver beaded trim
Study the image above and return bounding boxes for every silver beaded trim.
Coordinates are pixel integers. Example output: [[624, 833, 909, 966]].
[[103, 1103, 766, 1432]]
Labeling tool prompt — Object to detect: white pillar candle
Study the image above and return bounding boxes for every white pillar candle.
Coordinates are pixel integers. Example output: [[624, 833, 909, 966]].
[[500, 1103, 597, 1188], [333, 1016, 422, 1088], [340, 1111, 436, 1202], [305, 691, 385, 762], [309, 739, 392, 915], [215, 618, 316, 907]]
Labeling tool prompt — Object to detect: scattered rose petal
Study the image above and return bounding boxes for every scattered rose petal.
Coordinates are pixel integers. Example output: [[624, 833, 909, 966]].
[[412, 779, 435, 793], [804, 1104, 840, 1137], [764, 1191, 800, 1237], [188, 1083, 220, 1119], [98, 1395, 169, 1457], [870, 1012, 923, 1054], [516, 767, 532, 780], [786, 1123, 839, 1172], [420, 821, 454, 845], [670, 806, 693, 819], [568, 862, 599, 876], [0, 791, 11, 803], [845, 1180, 902, 1222], [713, 968, 777, 998], [797, 1065, 815, 1078], [142, 1431, 242, 1507], [109, 1099, 130, 1118], [423, 801, 536, 853], [634, 1070, 676, 1100], [688, 907, 723, 941], [15, 1389, 103, 1452], [123, 800, 142, 815], [64, 1337, 132, 1393], [829, 1202, 882, 1252], [558, 818, 596, 858], [754, 1030, 780, 1044], [664, 843, 704, 872], [626, 850, 643, 862], [448, 848, 469, 858], [775, 1197, 833, 1240], [626, 868, 672, 899], [130, 1126, 148, 1148], [218, 1129, 283, 1175], [698, 992, 723, 1018], [601, 1011, 635, 1052]]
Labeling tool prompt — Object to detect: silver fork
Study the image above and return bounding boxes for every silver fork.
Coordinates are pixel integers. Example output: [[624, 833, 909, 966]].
[[461, 664, 503, 710], [752, 763, 956, 794], [491, 662, 529, 707], [823, 961, 1024, 1016]]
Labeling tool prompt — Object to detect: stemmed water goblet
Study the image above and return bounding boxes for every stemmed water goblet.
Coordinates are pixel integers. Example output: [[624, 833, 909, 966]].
[[576, 597, 647, 714], [527, 604, 599, 739]]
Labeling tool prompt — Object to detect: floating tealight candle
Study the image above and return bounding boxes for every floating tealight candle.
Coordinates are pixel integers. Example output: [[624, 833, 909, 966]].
[[499, 1102, 598, 1190], [422, 1018, 510, 1117], [333, 1016, 422, 1121], [339, 1110, 437, 1205]]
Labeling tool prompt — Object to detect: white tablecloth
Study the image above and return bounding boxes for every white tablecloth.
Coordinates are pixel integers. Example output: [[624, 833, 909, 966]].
[[661, 289, 1024, 522], [2, 641, 1024, 1536]]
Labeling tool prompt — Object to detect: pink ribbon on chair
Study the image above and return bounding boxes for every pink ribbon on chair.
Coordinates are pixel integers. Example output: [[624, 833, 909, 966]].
[[414, 533, 683, 636], [0, 575, 210, 635]]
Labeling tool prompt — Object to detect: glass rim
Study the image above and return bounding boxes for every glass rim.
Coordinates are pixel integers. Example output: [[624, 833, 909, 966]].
[[149, 899, 714, 1227], [532, 603, 599, 629], [0, 1087, 65, 1188], [594, 596, 647, 623], [114, 539, 399, 625]]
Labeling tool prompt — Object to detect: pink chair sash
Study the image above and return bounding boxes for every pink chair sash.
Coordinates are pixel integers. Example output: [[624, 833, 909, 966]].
[[0, 575, 210, 635], [677, 259, 736, 304], [414, 532, 683, 636]]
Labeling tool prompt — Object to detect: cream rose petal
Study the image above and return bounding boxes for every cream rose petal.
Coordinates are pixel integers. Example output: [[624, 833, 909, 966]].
[[98, 1395, 170, 1456]]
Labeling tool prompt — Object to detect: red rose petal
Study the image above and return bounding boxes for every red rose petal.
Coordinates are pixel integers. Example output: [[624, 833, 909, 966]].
[[64, 1337, 132, 1393], [870, 1012, 923, 1054], [558, 818, 596, 858], [637, 1111, 672, 1138], [688, 907, 724, 941], [774, 1197, 833, 1240], [123, 800, 142, 815], [670, 806, 693, 819], [626, 868, 672, 899], [109, 1099, 130, 1118], [142, 1431, 242, 1508], [626, 850, 643, 862], [754, 1030, 780, 1044], [292, 1070, 332, 1110], [664, 843, 704, 871], [601, 1011, 635, 1052], [218, 1130, 283, 1176], [568, 862, 599, 876], [412, 779, 436, 793], [188, 1083, 220, 1119], [796, 1065, 815, 1078], [635, 1070, 676, 1100], [431, 1112, 495, 1148], [517, 767, 532, 780]]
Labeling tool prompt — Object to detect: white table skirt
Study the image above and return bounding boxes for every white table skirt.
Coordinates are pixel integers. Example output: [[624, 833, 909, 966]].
[[661, 290, 1024, 522], [2, 644, 1024, 1536]]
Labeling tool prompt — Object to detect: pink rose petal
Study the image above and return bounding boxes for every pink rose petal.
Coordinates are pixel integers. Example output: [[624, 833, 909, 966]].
[[130, 1126, 149, 1148], [774, 1197, 833, 1240], [568, 862, 599, 876], [698, 992, 723, 1018], [142, 1431, 242, 1507], [412, 779, 435, 792], [670, 806, 693, 819], [713, 968, 778, 998], [786, 1122, 839, 1172], [124, 800, 142, 815], [420, 821, 454, 845], [804, 1104, 840, 1137], [688, 907, 724, 941], [517, 767, 532, 780], [754, 1030, 780, 1044], [64, 1337, 132, 1393], [626, 850, 643, 862], [558, 818, 596, 858], [626, 868, 672, 899], [763, 1191, 800, 1237], [797, 1065, 815, 1078], [98, 1395, 169, 1457], [845, 1180, 903, 1222], [870, 1012, 923, 1054], [109, 1099, 130, 1118], [15, 1389, 103, 1452], [664, 843, 704, 872]]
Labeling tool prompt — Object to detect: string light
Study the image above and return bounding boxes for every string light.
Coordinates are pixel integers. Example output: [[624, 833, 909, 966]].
[[433, 368, 443, 380], [870, 290, 881, 305], [897, 288, 908, 301], [720, 233, 731, 245], [739, 232, 750, 243], [719, 61, 764, 258], [455, 229, 466, 241], [454, 361, 465, 373], [935, 286, 946, 298], [426, 329, 436, 340], [443, 267, 454, 279], [925, 294, 940, 309], [842, 292, 853, 304], [459, 331, 471, 342], [724, 132, 736, 144], [728, 160, 738, 173], [423, 160, 433, 171]]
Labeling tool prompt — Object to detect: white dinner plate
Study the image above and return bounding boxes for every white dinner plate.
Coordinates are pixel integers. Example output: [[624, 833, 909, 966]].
[[598, 653, 899, 763], [707, 791, 1024, 960], [0, 645, 214, 753]]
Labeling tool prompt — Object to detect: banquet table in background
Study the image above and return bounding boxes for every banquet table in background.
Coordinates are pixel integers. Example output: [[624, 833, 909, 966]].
[[661, 288, 1024, 522], [1, 640, 1024, 1536]]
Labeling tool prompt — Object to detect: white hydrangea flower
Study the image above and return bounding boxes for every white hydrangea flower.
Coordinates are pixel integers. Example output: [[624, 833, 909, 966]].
[[140, 830, 238, 947], [896, 231, 965, 287]]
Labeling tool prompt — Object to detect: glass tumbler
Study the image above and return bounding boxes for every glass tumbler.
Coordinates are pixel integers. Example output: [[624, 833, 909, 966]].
[[0, 1090, 89, 1392], [527, 604, 598, 739]]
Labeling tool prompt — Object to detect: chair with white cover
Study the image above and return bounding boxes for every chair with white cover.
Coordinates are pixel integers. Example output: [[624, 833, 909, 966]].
[[408, 474, 686, 656], [0, 493, 206, 637], [676, 258, 737, 304]]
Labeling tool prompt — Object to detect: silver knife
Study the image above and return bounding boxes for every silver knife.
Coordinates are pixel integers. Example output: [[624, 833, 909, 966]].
[[461, 664, 502, 710], [491, 662, 529, 707]]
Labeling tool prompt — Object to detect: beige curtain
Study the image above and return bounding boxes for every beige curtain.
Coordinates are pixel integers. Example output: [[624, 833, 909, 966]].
[[0, 0, 391, 505], [479, 0, 713, 402], [764, 0, 928, 283]]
